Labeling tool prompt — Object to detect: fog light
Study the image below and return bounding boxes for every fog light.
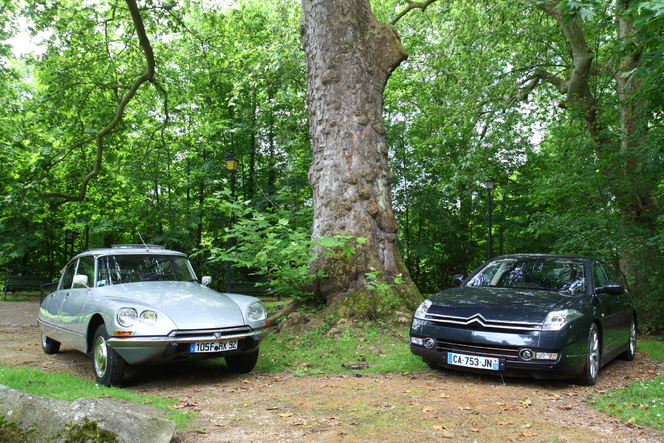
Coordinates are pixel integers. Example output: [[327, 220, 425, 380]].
[[411, 337, 424, 346], [536, 352, 559, 361], [424, 338, 435, 349], [519, 348, 534, 361]]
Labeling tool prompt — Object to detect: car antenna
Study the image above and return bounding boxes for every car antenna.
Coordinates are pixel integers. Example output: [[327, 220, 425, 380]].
[[138, 232, 150, 251]]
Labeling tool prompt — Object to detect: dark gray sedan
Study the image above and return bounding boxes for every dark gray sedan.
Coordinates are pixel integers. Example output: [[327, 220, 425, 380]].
[[38, 245, 268, 386], [410, 254, 636, 385]]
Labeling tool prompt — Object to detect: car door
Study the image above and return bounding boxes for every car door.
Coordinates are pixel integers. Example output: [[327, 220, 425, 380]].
[[40, 260, 76, 343], [592, 261, 626, 357], [57, 255, 95, 351]]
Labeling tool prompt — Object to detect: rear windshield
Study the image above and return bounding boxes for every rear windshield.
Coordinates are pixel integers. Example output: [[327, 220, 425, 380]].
[[96, 254, 197, 286], [466, 258, 586, 294]]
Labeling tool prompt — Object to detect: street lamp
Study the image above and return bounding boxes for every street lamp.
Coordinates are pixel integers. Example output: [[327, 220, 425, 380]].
[[484, 178, 495, 260], [226, 153, 238, 293]]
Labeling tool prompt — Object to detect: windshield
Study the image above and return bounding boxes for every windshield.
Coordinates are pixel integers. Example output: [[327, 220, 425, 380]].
[[466, 258, 586, 294], [96, 254, 197, 286]]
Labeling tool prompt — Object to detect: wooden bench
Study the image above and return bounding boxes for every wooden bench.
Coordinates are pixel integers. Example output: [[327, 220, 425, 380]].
[[230, 282, 281, 300], [2, 275, 54, 300]]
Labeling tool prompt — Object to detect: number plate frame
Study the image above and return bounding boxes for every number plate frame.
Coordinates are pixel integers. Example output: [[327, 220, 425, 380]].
[[447, 351, 500, 370], [189, 340, 238, 353]]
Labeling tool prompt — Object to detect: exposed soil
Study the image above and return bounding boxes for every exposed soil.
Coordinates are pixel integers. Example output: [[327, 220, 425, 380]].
[[1, 299, 663, 443]]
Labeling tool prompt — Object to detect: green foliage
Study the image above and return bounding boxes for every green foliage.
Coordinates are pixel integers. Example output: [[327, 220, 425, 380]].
[[203, 191, 366, 302], [0, 0, 663, 323], [364, 269, 405, 318]]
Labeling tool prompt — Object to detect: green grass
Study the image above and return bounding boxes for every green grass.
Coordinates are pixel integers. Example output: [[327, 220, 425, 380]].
[[590, 337, 664, 430], [0, 367, 193, 430], [256, 322, 425, 375]]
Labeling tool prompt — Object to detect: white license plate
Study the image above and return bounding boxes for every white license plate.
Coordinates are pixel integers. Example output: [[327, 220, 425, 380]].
[[447, 352, 499, 370], [189, 340, 238, 353]]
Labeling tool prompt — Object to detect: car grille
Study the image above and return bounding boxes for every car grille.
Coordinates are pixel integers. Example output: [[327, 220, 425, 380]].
[[424, 312, 540, 332], [436, 339, 520, 360], [168, 326, 253, 338]]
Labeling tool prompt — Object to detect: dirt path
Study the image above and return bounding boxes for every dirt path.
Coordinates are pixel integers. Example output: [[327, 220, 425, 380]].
[[1, 300, 663, 443]]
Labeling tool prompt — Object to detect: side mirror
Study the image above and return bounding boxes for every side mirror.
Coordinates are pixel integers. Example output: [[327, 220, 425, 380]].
[[73, 274, 89, 288], [452, 274, 465, 287], [201, 276, 212, 287], [596, 281, 625, 296]]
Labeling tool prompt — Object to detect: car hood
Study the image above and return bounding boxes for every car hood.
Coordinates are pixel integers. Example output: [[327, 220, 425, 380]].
[[428, 286, 585, 324], [94, 281, 245, 329]]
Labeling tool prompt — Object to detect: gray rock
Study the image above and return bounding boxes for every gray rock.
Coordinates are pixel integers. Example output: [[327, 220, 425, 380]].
[[0, 384, 176, 443]]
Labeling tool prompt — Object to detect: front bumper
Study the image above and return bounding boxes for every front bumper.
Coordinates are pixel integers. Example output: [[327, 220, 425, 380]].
[[410, 320, 588, 380], [108, 327, 266, 365]]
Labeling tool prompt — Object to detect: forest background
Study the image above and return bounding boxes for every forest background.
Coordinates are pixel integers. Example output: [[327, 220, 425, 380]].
[[1, 0, 663, 326]]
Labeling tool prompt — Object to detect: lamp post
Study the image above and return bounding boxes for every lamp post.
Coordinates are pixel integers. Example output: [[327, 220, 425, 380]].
[[225, 153, 238, 293], [484, 178, 495, 260]]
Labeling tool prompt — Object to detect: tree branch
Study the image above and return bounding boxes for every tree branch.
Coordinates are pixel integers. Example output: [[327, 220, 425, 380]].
[[390, 0, 439, 25], [37, 0, 168, 204]]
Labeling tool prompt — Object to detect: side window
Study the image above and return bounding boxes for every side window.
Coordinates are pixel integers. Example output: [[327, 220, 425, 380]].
[[593, 262, 608, 288], [60, 261, 77, 290], [602, 264, 620, 283], [75, 256, 95, 288]]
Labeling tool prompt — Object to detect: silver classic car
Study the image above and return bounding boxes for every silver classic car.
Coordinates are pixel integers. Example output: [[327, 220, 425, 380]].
[[38, 245, 268, 386]]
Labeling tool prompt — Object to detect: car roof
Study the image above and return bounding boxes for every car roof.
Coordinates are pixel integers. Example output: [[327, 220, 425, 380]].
[[489, 253, 594, 262], [69, 245, 187, 261]]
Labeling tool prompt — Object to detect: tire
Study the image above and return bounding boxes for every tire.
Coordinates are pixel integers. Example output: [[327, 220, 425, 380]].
[[225, 349, 259, 373], [426, 360, 440, 370], [41, 333, 60, 355], [92, 324, 127, 386], [576, 323, 600, 386], [619, 316, 637, 361]]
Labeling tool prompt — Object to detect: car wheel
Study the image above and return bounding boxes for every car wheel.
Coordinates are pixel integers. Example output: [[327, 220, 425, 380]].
[[225, 349, 259, 373], [93, 324, 127, 386], [41, 333, 60, 355], [619, 316, 637, 361], [425, 360, 440, 370], [576, 323, 600, 386]]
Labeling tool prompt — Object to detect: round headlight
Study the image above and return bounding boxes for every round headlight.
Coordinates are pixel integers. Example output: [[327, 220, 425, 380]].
[[117, 307, 138, 328], [139, 310, 158, 326], [247, 301, 266, 322]]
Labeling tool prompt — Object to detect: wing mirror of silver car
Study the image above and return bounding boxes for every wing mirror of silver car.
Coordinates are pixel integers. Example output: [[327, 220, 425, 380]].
[[72, 274, 89, 288], [201, 276, 212, 286], [595, 281, 625, 296]]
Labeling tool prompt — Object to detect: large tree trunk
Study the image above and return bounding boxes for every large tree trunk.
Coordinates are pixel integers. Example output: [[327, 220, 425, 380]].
[[300, 0, 420, 317]]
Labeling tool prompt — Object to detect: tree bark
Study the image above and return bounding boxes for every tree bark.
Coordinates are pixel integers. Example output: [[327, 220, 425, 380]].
[[300, 0, 420, 316]]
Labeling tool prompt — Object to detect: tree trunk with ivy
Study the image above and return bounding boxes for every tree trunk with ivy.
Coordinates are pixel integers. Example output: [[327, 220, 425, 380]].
[[300, 0, 421, 319]]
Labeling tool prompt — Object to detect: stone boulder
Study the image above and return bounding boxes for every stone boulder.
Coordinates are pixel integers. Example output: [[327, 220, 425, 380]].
[[0, 384, 176, 443]]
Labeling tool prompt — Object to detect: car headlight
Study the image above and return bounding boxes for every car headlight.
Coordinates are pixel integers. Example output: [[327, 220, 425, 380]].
[[139, 310, 158, 326], [247, 301, 267, 322], [414, 299, 432, 319], [542, 309, 583, 331], [116, 308, 138, 328]]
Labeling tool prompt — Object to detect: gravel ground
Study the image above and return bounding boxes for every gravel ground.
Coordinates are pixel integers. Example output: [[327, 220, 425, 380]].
[[1, 299, 663, 443]]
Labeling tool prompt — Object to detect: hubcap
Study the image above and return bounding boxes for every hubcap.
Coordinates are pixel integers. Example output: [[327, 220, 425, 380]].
[[94, 336, 108, 378], [629, 322, 636, 354], [41, 333, 47, 348], [588, 329, 599, 379]]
